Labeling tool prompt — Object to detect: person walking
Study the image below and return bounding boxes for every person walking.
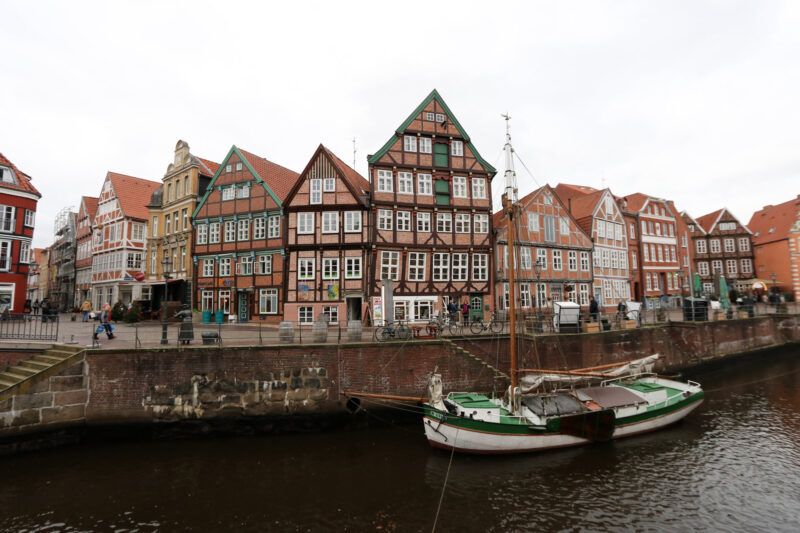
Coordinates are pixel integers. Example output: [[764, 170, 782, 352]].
[[589, 295, 599, 323], [447, 300, 458, 324], [461, 298, 470, 326], [80, 300, 91, 322], [32, 299, 40, 315], [94, 303, 114, 341]]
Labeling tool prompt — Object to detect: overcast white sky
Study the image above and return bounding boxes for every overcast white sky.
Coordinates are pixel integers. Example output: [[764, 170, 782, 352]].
[[2, 1, 799, 248]]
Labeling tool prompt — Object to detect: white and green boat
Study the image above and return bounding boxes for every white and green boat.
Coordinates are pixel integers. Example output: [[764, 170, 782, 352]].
[[422, 117, 704, 454]]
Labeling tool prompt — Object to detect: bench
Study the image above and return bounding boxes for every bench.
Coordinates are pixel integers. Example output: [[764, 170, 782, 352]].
[[412, 325, 439, 339]]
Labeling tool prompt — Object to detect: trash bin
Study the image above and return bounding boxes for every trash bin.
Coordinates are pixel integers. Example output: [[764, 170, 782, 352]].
[[214, 310, 225, 324], [202, 310, 212, 324], [683, 298, 708, 321], [201, 332, 220, 345]]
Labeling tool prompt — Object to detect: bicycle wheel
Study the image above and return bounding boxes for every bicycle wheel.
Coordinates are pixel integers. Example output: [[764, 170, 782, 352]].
[[447, 322, 460, 336], [470, 320, 484, 334], [373, 327, 384, 342], [397, 324, 412, 340], [380, 327, 394, 342], [490, 318, 504, 333]]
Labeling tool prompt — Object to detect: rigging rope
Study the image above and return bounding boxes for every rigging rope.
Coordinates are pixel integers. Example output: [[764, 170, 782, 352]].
[[431, 435, 457, 533]]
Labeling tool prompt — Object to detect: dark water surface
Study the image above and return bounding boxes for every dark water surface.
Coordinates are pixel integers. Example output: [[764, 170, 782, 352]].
[[2, 346, 800, 532]]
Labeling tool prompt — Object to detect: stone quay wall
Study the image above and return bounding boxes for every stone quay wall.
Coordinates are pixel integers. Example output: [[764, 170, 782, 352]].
[[1, 315, 798, 448]]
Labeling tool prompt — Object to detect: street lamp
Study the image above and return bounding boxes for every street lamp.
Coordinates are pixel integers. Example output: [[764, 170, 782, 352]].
[[534, 258, 543, 331], [770, 272, 777, 306], [160, 258, 172, 345]]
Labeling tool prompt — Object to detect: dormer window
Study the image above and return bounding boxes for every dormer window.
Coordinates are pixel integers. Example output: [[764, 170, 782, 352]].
[[768, 227, 775, 233], [323, 177, 335, 192], [0, 166, 17, 184]]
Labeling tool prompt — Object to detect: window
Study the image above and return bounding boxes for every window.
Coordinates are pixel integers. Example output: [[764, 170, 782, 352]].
[[436, 213, 452, 233], [151, 250, 157, 274], [435, 113, 445, 123], [345, 257, 362, 279], [219, 290, 231, 314], [657, 245, 663, 262], [702, 282, 714, 295], [202, 259, 214, 277], [696, 240, 707, 254], [408, 252, 426, 281], [225, 164, 232, 173], [126, 252, 142, 270], [257, 254, 272, 275], [455, 213, 470, 233], [741, 258, 753, 274], [568, 251, 578, 271], [224, 220, 236, 242], [719, 222, 736, 231], [377, 170, 393, 192], [710, 239, 721, 253], [298, 258, 315, 280], [323, 176, 335, 192], [23, 209, 35, 227], [19, 242, 30, 264], [451, 140, 463, 156], [219, 257, 231, 276], [452, 176, 467, 198], [322, 306, 339, 324], [322, 212, 338, 233], [597, 220, 606, 238], [681, 234, 687, 248], [398, 172, 413, 194], [185, 177, 190, 196], [404, 135, 417, 152], [322, 257, 339, 279], [259, 288, 278, 314], [222, 187, 235, 201], [670, 247, 676, 262], [726, 259, 737, 275], [310, 179, 322, 204], [380, 251, 400, 280], [167, 183, 173, 202], [543, 215, 556, 242], [417, 212, 431, 232], [152, 216, 158, 237], [419, 138, 431, 154], [629, 223, 636, 239], [536, 248, 547, 270], [268, 215, 280, 238], [209, 222, 220, 243], [738, 238, 750, 252], [711, 260, 723, 275], [173, 212, 180, 233], [474, 214, 489, 233], [237, 219, 249, 241], [724, 239, 735, 253], [559, 217, 570, 236], [253, 218, 265, 239], [520, 283, 532, 308], [472, 253, 488, 281], [519, 247, 532, 270], [698, 262, 709, 276], [298, 213, 314, 234], [378, 209, 393, 231], [237, 184, 250, 199], [417, 173, 432, 195], [131, 223, 144, 241], [452, 253, 468, 281], [432, 253, 449, 281], [426, 112, 435, 121], [345, 211, 361, 233], [201, 291, 214, 312], [552, 250, 562, 271], [397, 211, 411, 231], [239, 256, 253, 275], [652, 273, 659, 291], [299, 306, 313, 324]]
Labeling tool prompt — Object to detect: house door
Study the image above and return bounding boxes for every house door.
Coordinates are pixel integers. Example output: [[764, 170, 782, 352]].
[[238, 293, 249, 323], [434, 143, 449, 167], [346, 297, 362, 321], [470, 294, 484, 322]]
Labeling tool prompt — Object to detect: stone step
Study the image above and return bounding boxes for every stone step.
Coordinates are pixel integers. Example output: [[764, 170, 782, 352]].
[[0, 376, 18, 387], [32, 355, 67, 364], [44, 350, 76, 359], [0, 371, 28, 382], [8, 366, 37, 376], [18, 360, 51, 371]]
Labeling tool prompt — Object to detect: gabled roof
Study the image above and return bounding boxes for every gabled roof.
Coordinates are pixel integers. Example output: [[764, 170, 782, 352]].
[[287, 144, 370, 206], [81, 196, 99, 220], [619, 193, 650, 213], [494, 184, 591, 244], [695, 209, 722, 233], [196, 157, 220, 178], [0, 152, 41, 197], [747, 196, 800, 246], [325, 147, 370, 194], [107, 172, 162, 221], [368, 89, 496, 175], [553, 183, 600, 201], [679, 210, 707, 236]]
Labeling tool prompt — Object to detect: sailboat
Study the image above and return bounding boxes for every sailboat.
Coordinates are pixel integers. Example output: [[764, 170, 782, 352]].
[[422, 116, 704, 454]]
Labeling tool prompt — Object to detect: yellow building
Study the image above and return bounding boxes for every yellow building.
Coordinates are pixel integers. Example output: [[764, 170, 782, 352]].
[[145, 140, 218, 310]]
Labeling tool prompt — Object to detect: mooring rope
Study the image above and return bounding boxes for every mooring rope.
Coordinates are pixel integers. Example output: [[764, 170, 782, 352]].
[[431, 434, 457, 533]]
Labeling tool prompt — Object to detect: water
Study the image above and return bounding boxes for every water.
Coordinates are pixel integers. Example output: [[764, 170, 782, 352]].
[[2, 346, 800, 532]]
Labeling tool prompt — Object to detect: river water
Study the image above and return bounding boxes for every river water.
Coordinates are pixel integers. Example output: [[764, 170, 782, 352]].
[[2, 346, 800, 532]]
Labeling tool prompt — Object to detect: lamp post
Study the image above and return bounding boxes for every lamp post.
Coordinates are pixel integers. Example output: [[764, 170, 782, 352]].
[[534, 258, 543, 331], [160, 258, 172, 345], [770, 272, 777, 308]]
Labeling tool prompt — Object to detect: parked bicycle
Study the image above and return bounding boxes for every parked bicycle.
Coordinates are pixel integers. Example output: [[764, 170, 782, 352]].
[[373, 320, 413, 342], [470, 313, 505, 334], [427, 311, 462, 336]]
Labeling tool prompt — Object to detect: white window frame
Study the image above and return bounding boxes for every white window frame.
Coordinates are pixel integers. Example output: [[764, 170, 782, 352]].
[[397, 172, 413, 194], [237, 219, 249, 241], [404, 135, 417, 152], [378, 209, 393, 231], [452, 176, 467, 198], [219, 257, 231, 277], [417, 173, 432, 195], [408, 252, 426, 281], [253, 217, 266, 240], [298, 213, 314, 235], [224, 220, 236, 242], [222, 187, 235, 201], [451, 140, 464, 156], [417, 212, 431, 232], [436, 213, 452, 233], [380, 251, 400, 281], [322, 212, 339, 234], [344, 211, 361, 233], [298, 258, 315, 281], [396, 211, 411, 232], [455, 213, 470, 233], [433, 253, 449, 282], [419, 137, 432, 154], [322, 257, 339, 280], [209, 222, 220, 244], [452, 253, 468, 281], [472, 253, 488, 281], [268, 215, 280, 239], [377, 170, 393, 193], [202, 259, 214, 277], [345, 257, 362, 279], [23, 209, 35, 227], [257, 254, 272, 275], [259, 288, 278, 314], [474, 214, 489, 234], [310, 179, 322, 204]]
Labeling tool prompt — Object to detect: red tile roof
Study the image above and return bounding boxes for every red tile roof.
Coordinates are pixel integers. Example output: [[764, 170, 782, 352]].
[[619, 193, 650, 213], [748, 195, 800, 246], [0, 152, 41, 197], [33, 248, 45, 266], [82, 196, 99, 220], [238, 148, 299, 202], [323, 146, 370, 195], [108, 172, 162, 221], [196, 157, 220, 178], [695, 209, 723, 233]]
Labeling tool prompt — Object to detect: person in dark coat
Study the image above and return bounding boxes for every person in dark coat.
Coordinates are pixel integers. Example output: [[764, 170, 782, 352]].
[[589, 295, 599, 322], [461, 299, 470, 326]]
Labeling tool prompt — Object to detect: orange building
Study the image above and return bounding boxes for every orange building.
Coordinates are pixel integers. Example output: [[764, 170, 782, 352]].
[[75, 196, 98, 307], [747, 195, 800, 301]]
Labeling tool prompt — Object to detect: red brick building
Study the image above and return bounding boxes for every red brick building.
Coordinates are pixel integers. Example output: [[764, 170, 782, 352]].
[[747, 195, 800, 301], [496, 185, 594, 312], [284, 145, 370, 325], [367, 89, 496, 324], [0, 153, 41, 312], [192, 146, 298, 323]]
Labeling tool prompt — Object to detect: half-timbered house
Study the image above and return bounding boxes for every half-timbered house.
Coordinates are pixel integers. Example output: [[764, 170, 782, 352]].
[[495, 185, 594, 312], [91, 172, 161, 309], [367, 89, 496, 324], [192, 146, 298, 323], [284, 145, 370, 325], [75, 196, 98, 307]]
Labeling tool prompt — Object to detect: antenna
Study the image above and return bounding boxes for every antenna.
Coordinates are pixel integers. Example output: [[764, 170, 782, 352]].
[[352, 137, 356, 169]]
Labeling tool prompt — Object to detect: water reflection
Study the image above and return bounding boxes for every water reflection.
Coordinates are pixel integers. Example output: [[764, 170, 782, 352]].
[[1, 347, 799, 532]]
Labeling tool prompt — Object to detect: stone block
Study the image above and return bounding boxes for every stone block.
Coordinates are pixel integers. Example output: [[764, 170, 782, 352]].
[[290, 377, 303, 389], [60, 362, 84, 376], [269, 390, 286, 402], [212, 381, 237, 393], [27, 379, 51, 394], [0, 398, 11, 413], [318, 368, 327, 377], [220, 394, 241, 404], [305, 378, 321, 389], [309, 389, 328, 401], [13, 392, 53, 411], [54, 390, 88, 406], [235, 381, 255, 394], [49, 375, 86, 392], [11, 409, 40, 427], [292, 368, 301, 377], [287, 389, 308, 401], [198, 391, 219, 404], [272, 381, 287, 390], [41, 404, 85, 424]]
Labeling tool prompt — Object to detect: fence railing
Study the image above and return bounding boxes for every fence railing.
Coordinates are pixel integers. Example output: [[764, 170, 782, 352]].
[[0, 314, 60, 341]]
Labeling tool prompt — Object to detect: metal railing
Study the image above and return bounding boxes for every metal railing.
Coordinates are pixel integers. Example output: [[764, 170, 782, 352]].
[[0, 313, 60, 341]]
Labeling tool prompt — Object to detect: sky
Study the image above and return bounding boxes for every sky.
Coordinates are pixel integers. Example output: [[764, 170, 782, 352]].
[[2, 0, 799, 248]]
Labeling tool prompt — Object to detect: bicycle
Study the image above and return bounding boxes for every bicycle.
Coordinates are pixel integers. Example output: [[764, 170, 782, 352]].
[[373, 320, 412, 342], [469, 314, 505, 335]]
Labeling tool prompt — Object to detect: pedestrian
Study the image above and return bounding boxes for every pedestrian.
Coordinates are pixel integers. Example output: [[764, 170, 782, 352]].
[[32, 299, 40, 315], [589, 295, 599, 322], [447, 300, 458, 324], [461, 298, 470, 326], [617, 300, 628, 321], [93, 303, 114, 341], [80, 300, 91, 322]]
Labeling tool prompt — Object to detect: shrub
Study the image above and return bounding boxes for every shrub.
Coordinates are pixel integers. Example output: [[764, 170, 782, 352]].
[[122, 303, 141, 323]]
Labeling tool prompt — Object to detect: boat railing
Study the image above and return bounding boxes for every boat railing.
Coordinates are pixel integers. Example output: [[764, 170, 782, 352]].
[[599, 372, 656, 387]]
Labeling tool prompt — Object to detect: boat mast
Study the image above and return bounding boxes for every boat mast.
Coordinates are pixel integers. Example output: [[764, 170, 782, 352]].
[[502, 113, 519, 410]]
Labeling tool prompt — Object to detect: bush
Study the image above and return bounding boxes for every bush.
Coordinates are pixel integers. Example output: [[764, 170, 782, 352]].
[[111, 302, 126, 322], [122, 303, 141, 323]]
